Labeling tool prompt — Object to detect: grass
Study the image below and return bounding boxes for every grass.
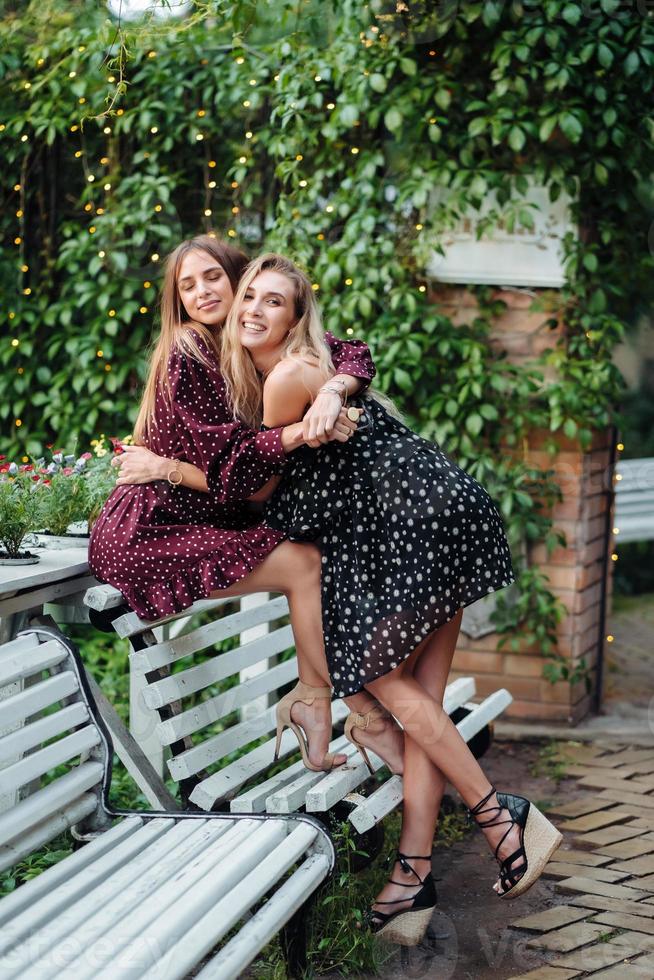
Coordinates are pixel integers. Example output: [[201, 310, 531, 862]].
[[529, 739, 571, 786]]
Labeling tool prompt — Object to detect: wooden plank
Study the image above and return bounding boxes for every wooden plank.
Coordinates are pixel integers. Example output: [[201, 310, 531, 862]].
[[0, 816, 143, 928], [0, 725, 101, 795], [84, 672, 180, 812], [143, 644, 296, 711], [348, 777, 405, 834], [83, 583, 126, 611], [196, 853, 330, 980], [239, 593, 273, 723], [454, 689, 513, 741], [113, 596, 236, 639], [129, 597, 291, 671], [0, 819, 218, 976], [190, 700, 350, 811], [133, 822, 321, 980], [88, 819, 292, 980], [153, 633, 295, 743], [266, 738, 360, 814], [0, 794, 97, 876], [0, 762, 104, 849], [0, 703, 89, 767], [1, 671, 79, 728], [57, 819, 250, 980]]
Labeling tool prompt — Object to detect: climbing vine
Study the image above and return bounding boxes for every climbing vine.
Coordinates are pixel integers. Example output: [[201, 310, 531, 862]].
[[2, 0, 653, 681]]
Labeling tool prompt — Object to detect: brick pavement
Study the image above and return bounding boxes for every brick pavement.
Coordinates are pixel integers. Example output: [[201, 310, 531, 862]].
[[508, 740, 654, 979]]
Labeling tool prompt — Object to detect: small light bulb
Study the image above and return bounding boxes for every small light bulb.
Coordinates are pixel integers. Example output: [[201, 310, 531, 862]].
[[239, 156, 247, 163], [208, 160, 216, 168], [11, 338, 19, 347], [312, 283, 320, 291], [151, 253, 159, 262], [204, 208, 212, 216], [108, 309, 116, 317], [97, 350, 103, 357], [154, 204, 162, 212], [139, 306, 148, 314], [150, 126, 158, 134], [143, 281, 151, 288], [69, 70, 76, 78], [227, 229, 236, 238], [196, 133, 204, 141], [87, 175, 95, 182], [98, 250, 106, 258], [103, 126, 111, 134], [617, 442, 624, 451], [606, 634, 614, 642], [611, 553, 618, 561], [243, 100, 251, 107], [208, 180, 216, 188], [345, 278, 352, 286]]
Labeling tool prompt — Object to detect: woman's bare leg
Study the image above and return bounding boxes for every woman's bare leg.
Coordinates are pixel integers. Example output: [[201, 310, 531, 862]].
[[370, 609, 462, 916], [209, 540, 346, 767], [365, 615, 523, 893]]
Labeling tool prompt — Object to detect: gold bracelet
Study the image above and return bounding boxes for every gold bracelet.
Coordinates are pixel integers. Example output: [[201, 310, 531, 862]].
[[167, 462, 183, 486]]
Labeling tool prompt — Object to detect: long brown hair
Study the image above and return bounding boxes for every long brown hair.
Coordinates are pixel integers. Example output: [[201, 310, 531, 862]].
[[133, 235, 249, 444], [221, 253, 334, 428]]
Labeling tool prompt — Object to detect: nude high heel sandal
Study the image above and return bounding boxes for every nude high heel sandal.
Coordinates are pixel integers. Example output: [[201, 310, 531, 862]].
[[468, 785, 563, 899], [273, 680, 342, 772], [344, 705, 402, 776]]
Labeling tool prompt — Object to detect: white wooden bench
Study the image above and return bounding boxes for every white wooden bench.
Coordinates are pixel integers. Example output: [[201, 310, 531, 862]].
[[0, 624, 335, 979], [614, 456, 654, 542], [83, 584, 513, 839]]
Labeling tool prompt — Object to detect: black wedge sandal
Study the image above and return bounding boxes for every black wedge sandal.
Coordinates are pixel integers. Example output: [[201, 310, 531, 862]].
[[362, 850, 437, 946], [468, 785, 563, 899]]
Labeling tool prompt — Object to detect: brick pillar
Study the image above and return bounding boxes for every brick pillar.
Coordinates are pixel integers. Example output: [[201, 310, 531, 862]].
[[430, 285, 616, 724]]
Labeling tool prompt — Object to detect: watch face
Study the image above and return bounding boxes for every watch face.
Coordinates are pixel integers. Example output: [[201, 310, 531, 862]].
[[106, 0, 191, 20]]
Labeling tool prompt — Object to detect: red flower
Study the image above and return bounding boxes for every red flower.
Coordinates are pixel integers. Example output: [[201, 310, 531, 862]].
[[0, 455, 5, 461], [81, 452, 93, 460], [43, 479, 51, 485], [0, 464, 9, 473], [46, 443, 53, 449], [21, 464, 34, 472], [63, 467, 73, 475], [32, 475, 40, 482]]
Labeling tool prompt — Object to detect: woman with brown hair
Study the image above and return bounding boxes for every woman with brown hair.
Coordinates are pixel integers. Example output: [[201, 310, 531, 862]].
[[88, 234, 405, 773], [213, 251, 562, 945]]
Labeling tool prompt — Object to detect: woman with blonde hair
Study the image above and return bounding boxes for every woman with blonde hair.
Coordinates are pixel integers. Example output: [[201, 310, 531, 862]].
[[89, 234, 406, 773], [215, 251, 562, 945]]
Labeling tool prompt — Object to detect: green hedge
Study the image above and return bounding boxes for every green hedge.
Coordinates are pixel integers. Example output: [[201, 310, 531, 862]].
[[2, 0, 653, 680]]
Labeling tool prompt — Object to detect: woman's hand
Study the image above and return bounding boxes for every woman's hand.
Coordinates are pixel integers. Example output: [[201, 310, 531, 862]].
[[305, 406, 362, 448], [111, 445, 170, 485], [302, 392, 365, 446]]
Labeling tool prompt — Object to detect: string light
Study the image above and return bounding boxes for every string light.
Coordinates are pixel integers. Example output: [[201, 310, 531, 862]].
[[317, 233, 324, 240], [75, 150, 83, 158], [151, 253, 159, 261], [17, 367, 23, 374], [11, 339, 19, 347], [208, 160, 216, 168], [70, 125, 79, 132], [14, 237, 21, 245], [345, 278, 352, 286], [14, 184, 21, 191], [37, 58, 44, 66], [148, 51, 157, 58], [103, 126, 111, 134], [150, 126, 158, 134], [243, 100, 251, 108], [613, 527, 619, 535], [351, 147, 359, 154], [69, 71, 77, 78], [314, 74, 322, 81], [617, 442, 624, 451], [108, 75, 115, 83], [615, 473, 622, 481], [139, 306, 148, 313], [231, 181, 239, 188], [116, 109, 124, 116], [325, 205, 334, 213], [0, 125, 5, 132], [299, 179, 307, 187], [9, 311, 15, 319], [154, 204, 162, 212], [227, 230, 236, 238], [327, 102, 335, 109], [20, 264, 28, 272], [23, 287, 31, 295], [249, 79, 257, 86], [245, 131, 253, 139], [235, 56, 244, 64], [108, 309, 116, 317], [21, 135, 28, 142], [84, 203, 93, 212], [100, 156, 109, 164], [606, 634, 614, 642], [208, 180, 216, 188], [79, 98, 86, 105], [204, 208, 212, 216], [312, 283, 320, 291], [96, 207, 104, 214], [419, 285, 427, 292], [611, 553, 618, 561], [143, 280, 151, 288], [16, 209, 23, 218], [87, 175, 95, 182], [89, 226, 96, 233], [97, 350, 103, 357], [105, 363, 112, 371], [24, 82, 31, 90], [296, 154, 303, 161], [238, 155, 247, 163], [415, 223, 423, 230], [15, 419, 22, 427], [197, 109, 206, 117], [104, 183, 111, 190]]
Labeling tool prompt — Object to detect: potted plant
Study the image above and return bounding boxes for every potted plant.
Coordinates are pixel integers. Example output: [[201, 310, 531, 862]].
[[0, 461, 44, 565], [83, 434, 122, 531], [33, 448, 91, 547]]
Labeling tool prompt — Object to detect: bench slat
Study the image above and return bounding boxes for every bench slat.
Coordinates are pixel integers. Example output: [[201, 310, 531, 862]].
[[32, 821, 243, 980], [130, 597, 291, 672], [0, 762, 104, 851], [266, 737, 359, 815], [197, 852, 330, 980], [167, 703, 277, 777], [455, 689, 513, 742], [0, 726, 101, 796], [2, 672, 79, 729], [0, 703, 89, 767], [82, 584, 125, 611], [135, 822, 318, 980], [113, 596, 238, 639], [63, 820, 260, 980], [0, 816, 143, 931], [0, 818, 169, 955], [143, 641, 295, 711], [0, 639, 68, 688], [1, 819, 221, 977], [0, 794, 97, 877], [190, 700, 350, 811]]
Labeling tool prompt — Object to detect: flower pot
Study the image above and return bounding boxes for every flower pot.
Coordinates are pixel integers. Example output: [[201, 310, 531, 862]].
[[0, 551, 41, 565]]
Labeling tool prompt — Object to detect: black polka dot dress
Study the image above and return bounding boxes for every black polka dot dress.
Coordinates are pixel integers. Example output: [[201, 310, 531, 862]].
[[263, 395, 517, 698]]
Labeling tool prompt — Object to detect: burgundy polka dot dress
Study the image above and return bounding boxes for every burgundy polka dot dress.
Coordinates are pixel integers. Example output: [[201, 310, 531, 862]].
[[88, 332, 375, 621]]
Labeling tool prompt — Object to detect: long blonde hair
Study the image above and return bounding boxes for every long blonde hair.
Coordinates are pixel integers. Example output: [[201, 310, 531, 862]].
[[221, 253, 335, 428], [133, 235, 249, 444], [221, 251, 405, 427]]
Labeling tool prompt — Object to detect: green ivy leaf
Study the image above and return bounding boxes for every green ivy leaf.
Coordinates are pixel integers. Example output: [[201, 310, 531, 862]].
[[384, 108, 403, 132], [369, 73, 387, 93], [508, 126, 526, 152], [559, 111, 583, 142], [597, 43, 614, 68]]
